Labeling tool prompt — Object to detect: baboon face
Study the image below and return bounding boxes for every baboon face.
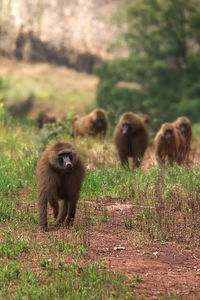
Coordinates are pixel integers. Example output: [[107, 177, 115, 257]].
[[93, 117, 104, 128], [58, 152, 73, 172], [174, 117, 191, 135], [92, 109, 106, 128], [48, 142, 78, 171], [178, 122, 188, 134], [161, 124, 174, 140], [122, 122, 132, 135], [119, 113, 141, 135], [164, 128, 173, 139]]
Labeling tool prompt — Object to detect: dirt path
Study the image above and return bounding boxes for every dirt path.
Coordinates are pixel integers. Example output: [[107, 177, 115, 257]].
[[17, 184, 200, 299], [87, 202, 200, 298]]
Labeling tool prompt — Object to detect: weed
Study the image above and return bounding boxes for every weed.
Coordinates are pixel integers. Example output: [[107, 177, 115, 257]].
[[124, 218, 137, 229], [39, 259, 49, 268], [101, 207, 108, 222], [133, 275, 143, 282], [0, 233, 29, 258]]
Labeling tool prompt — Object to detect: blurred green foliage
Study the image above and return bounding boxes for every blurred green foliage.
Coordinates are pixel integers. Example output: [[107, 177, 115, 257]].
[[96, 0, 200, 129], [34, 112, 75, 146]]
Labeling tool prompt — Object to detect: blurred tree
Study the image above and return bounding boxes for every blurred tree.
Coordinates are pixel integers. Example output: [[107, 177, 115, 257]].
[[96, 0, 200, 128]]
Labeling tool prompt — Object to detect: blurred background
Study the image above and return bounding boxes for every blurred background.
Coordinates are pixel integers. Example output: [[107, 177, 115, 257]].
[[0, 0, 200, 130]]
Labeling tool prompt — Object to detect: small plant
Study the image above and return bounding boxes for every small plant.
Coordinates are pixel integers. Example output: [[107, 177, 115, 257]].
[[78, 243, 86, 256], [0, 235, 29, 258], [39, 258, 49, 268], [133, 275, 143, 282], [124, 218, 137, 229], [0, 102, 10, 126], [101, 207, 108, 222], [24, 270, 38, 286], [129, 282, 136, 288], [0, 263, 20, 282]]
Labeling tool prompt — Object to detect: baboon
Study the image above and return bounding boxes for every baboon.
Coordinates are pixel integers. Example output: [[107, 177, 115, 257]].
[[72, 108, 108, 138], [154, 123, 185, 165], [38, 111, 66, 128], [36, 142, 86, 232], [114, 112, 149, 168], [173, 116, 192, 160]]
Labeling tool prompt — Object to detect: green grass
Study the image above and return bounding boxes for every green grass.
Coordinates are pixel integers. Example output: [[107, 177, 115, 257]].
[[0, 261, 138, 300]]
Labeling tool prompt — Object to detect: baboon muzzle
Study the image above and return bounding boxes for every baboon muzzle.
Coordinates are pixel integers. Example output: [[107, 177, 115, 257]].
[[64, 157, 73, 170], [96, 119, 103, 127], [122, 124, 130, 135]]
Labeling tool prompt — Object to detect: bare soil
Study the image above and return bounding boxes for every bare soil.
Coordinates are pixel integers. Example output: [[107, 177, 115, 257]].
[[87, 200, 200, 299]]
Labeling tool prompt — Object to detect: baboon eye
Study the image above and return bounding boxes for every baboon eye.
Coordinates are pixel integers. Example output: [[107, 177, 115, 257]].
[[58, 156, 64, 164]]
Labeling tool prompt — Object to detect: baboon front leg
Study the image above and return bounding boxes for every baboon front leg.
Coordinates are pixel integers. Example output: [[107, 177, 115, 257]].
[[56, 200, 68, 225], [64, 198, 78, 226], [49, 198, 59, 220]]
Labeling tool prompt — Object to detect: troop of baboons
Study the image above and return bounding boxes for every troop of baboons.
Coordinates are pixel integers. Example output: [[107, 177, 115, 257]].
[[36, 108, 192, 231]]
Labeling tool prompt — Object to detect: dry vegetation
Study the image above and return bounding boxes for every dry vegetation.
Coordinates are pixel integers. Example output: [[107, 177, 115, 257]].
[[0, 57, 98, 118]]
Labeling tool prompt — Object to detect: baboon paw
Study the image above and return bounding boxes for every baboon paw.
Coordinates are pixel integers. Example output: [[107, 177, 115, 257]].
[[40, 225, 48, 232], [64, 218, 74, 227]]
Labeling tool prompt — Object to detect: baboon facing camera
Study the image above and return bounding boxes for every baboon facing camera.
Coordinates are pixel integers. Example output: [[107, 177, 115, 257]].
[[173, 116, 192, 161], [72, 108, 108, 138], [36, 142, 86, 232], [114, 112, 149, 169], [154, 123, 185, 165]]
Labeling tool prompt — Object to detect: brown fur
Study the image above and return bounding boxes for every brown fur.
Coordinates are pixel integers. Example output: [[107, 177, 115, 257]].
[[142, 114, 151, 125], [114, 112, 149, 168], [173, 116, 192, 161], [154, 123, 185, 165], [38, 111, 66, 128], [36, 142, 86, 232], [72, 108, 108, 138]]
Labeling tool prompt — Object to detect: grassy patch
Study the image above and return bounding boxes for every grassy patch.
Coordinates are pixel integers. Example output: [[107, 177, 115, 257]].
[[0, 261, 139, 300]]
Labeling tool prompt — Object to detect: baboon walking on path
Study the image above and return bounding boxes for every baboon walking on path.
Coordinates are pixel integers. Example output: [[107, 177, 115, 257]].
[[36, 142, 86, 232]]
